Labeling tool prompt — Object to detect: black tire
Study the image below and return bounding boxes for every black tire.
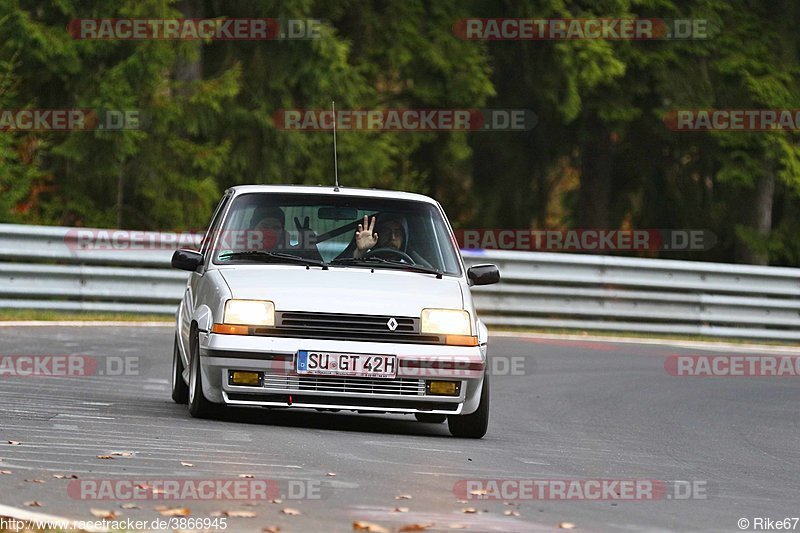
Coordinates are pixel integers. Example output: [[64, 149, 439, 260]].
[[448, 372, 489, 438], [415, 413, 447, 424], [188, 328, 220, 419], [171, 336, 189, 404]]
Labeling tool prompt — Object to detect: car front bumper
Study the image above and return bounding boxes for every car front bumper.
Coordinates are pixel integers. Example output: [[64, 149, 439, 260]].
[[198, 332, 487, 415]]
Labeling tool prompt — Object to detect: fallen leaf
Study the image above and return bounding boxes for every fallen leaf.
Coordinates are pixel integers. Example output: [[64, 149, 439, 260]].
[[109, 451, 134, 457], [558, 523, 576, 530], [262, 527, 281, 533], [238, 474, 254, 478], [504, 510, 520, 517], [53, 474, 78, 479], [353, 521, 390, 533], [0, 470, 12, 475], [25, 479, 46, 484], [270, 499, 283, 504], [24, 501, 42, 507], [211, 510, 257, 518], [281, 508, 301, 516], [461, 508, 478, 514], [469, 489, 488, 496], [180, 461, 194, 467], [399, 525, 433, 532], [121, 503, 139, 509], [136, 483, 152, 490], [326, 472, 337, 477], [96, 455, 114, 460], [395, 494, 413, 500], [7, 441, 20, 446], [158, 507, 190, 517], [90, 509, 119, 519], [392, 507, 410, 513]]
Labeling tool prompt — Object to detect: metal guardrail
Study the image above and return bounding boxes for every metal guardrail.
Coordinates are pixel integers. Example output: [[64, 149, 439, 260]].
[[464, 250, 800, 341], [0, 224, 195, 314], [1, 223, 798, 341]]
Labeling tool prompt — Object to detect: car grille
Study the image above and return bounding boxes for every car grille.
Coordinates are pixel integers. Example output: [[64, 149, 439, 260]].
[[262, 374, 426, 396], [278, 311, 418, 333], [253, 311, 441, 343]]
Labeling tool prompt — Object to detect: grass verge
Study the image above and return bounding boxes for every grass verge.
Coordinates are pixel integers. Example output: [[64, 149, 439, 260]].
[[0, 309, 171, 322]]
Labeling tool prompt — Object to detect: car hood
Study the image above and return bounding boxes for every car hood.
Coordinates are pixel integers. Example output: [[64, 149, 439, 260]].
[[217, 265, 464, 316]]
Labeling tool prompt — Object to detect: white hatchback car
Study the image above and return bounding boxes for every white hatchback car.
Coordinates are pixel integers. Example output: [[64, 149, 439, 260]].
[[170, 185, 499, 438]]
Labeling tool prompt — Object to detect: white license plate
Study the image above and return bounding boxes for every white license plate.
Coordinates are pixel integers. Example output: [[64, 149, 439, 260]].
[[296, 351, 397, 378]]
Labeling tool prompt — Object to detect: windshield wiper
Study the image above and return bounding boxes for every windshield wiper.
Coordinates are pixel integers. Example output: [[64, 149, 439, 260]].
[[331, 256, 443, 278], [218, 250, 328, 269]]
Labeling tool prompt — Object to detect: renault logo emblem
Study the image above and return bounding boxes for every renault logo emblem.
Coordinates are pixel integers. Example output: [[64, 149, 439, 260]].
[[387, 318, 398, 331]]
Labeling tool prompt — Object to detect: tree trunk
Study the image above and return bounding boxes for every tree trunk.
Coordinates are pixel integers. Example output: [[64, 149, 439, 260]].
[[174, 1, 203, 85], [735, 168, 775, 265], [116, 165, 124, 228], [577, 116, 613, 229]]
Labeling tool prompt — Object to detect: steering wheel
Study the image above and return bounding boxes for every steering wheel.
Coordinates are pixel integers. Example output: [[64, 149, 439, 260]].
[[365, 247, 415, 264]]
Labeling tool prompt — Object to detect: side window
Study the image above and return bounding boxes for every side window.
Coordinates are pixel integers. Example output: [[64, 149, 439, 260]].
[[199, 195, 231, 260]]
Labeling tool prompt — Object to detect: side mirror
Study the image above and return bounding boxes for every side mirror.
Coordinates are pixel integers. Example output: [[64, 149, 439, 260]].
[[467, 264, 500, 286], [171, 249, 204, 271]]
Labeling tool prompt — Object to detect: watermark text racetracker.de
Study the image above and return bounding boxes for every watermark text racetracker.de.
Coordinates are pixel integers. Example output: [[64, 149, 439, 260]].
[[0, 355, 139, 377], [400, 356, 528, 378], [68, 18, 323, 40], [456, 229, 715, 252], [273, 108, 537, 131], [454, 479, 709, 500], [665, 355, 800, 377], [69, 478, 323, 500], [665, 109, 800, 131], [65, 229, 201, 252], [65, 228, 310, 253], [0, 109, 141, 131], [453, 18, 713, 40]]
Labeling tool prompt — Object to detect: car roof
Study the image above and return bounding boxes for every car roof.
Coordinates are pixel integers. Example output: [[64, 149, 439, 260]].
[[225, 185, 439, 205]]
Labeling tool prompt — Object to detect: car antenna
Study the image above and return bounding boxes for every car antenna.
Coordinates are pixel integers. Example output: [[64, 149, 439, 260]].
[[332, 100, 340, 191]]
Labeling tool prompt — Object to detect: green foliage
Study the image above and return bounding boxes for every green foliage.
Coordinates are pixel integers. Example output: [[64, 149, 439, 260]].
[[1, 0, 799, 265]]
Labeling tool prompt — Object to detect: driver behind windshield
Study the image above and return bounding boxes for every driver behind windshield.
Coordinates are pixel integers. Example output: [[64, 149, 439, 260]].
[[354, 214, 432, 266], [250, 206, 290, 250]]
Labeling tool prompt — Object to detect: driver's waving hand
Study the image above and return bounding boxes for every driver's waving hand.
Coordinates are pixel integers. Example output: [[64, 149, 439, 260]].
[[354, 214, 431, 267], [354, 215, 380, 259]]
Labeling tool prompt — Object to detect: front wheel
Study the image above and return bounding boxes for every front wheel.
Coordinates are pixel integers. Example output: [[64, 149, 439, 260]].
[[448, 372, 489, 438], [188, 330, 220, 419], [171, 336, 189, 404]]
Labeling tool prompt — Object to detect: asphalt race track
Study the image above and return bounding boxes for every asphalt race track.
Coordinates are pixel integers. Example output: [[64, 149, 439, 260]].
[[0, 325, 798, 532]]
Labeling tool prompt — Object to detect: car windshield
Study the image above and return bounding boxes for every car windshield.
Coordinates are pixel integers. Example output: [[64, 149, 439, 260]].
[[212, 192, 462, 276]]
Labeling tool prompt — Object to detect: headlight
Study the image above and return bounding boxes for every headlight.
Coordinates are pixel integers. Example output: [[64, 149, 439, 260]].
[[420, 308, 472, 336], [223, 299, 275, 326]]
